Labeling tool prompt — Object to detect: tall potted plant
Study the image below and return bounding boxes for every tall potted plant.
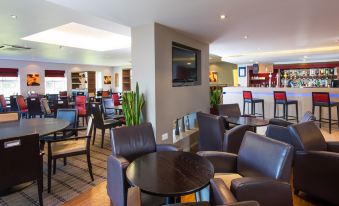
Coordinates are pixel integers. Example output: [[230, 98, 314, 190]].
[[122, 82, 145, 126], [210, 88, 222, 115]]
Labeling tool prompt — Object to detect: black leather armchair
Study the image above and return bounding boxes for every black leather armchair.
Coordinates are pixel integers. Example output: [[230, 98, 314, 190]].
[[198, 131, 293, 206], [268, 111, 316, 127], [197, 112, 250, 153], [107, 122, 179, 206], [288, 121, 339, 205]]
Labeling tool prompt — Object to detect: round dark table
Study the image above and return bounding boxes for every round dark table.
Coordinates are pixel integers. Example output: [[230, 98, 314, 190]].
[[224, 116, 269, 132], [0, 118, 70, 140], [126, 151, 214, 203]]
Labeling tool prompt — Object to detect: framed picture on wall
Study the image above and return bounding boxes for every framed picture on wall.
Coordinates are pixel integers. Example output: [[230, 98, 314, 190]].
[[114, 73, 119, 87], [238, 67, 246, 77], [27, 74, 40, 86], [104, 75, 112, 84], [209, 71, 218, 82]]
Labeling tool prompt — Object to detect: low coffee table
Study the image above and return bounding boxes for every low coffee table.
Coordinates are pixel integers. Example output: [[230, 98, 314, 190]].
[[126, 151, 214, 204], [224, 116, 269, 132]]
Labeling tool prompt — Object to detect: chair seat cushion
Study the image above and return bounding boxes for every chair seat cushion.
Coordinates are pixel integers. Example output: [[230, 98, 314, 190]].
[[244, 99, 264, 103], [51, 139, 86, 156], [215, 173, 243, 189], [314, 102, 339, 107], [20, 108, 28, 113]]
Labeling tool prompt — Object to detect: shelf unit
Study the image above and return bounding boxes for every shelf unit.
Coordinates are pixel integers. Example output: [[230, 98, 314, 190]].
[[71, 71, 96, 93], [122, 69, 131, 91]]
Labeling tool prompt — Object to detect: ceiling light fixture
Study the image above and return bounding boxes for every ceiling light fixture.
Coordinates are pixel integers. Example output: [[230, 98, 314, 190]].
[[22, 22, 131, 51], [303, 55, 308, 59], [220, 14, 226, 20], [250, 59, 254, 62], [10, 15, 17, 19], [187, 62, 192, 65], [244, 35, 248, 39], [255, 61, 259, 64]]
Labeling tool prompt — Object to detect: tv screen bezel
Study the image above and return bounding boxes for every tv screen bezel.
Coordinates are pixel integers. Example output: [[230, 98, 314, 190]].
[[172, 42, 201, 87]]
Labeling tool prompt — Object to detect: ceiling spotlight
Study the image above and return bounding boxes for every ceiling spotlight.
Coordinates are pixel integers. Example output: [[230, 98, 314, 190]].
[[244, 35, 248, 40], [303, 55, 308, 58], [255, 61, 259, 64], [257, 48, 261, 50], [220, 14, 226, 20], [10, 15, 17, 19], [187, 62, 192, 65], [250, 59, 254, 62]]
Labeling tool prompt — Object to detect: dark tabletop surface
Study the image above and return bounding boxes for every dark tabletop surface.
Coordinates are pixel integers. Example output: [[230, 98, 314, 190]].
[[126, 151, 214, 197], [225, 116, 269, 127], [0, 118, 70, 140]]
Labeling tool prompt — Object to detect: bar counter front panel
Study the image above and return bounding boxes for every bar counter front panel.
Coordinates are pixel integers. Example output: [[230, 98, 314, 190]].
[[223, 87, 339, 120]]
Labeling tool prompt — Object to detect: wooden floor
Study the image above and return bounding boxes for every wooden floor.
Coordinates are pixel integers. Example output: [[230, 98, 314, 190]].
[[63, 127, 339, 206]]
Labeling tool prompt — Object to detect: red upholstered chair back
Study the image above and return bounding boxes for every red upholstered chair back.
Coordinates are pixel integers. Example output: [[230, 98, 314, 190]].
[[59, 91, 67, 97], [102, 91, 110, 98], [112, 93, 120, 106], [312, 92, 330, 104], [243, 91, 253, 100], [76, 95, 87, 116], [16, 95, 27, 111], [0, 95, 7, 108], [274, 91, 287, 101]]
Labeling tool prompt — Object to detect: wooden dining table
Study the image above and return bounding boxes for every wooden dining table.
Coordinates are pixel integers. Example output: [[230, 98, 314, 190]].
[[224, 116, 269, 132]]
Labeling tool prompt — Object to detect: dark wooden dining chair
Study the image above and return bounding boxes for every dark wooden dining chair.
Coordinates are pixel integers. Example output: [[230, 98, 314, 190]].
[[91, 103, 122, 148], [47, 117, 94, 193], [0, 133, 43, 206], [27, 97, 44, 118]]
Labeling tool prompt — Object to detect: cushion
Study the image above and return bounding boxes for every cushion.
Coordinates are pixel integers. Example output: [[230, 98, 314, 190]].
[[51, 139, 86, 156], [41, 98, 51, 114], [215, 173, 243, 189]]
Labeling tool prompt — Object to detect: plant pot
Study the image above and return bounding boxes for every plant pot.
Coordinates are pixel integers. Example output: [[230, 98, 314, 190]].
[[210, 107, 217, 115]]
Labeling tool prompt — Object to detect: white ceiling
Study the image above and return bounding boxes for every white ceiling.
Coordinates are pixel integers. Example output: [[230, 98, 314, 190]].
[[2, 0, 339, 66], [47, 0, 339, 65], [0, 0, 131, 67]]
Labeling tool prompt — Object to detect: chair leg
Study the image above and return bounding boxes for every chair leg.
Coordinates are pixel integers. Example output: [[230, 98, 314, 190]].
[[285, 104, 288, 121], [319, 106, 322, 128], [283, 104, 286, 119], [87, 152, 94, 181], [101, 129, 105, 148], [37, 177, 43, 206], [243, 101, 245, 115], [274, 102, 277, 118], [296, 103, 299, 123], [92, 127, 96, 145], [53, 159, 56, 175], [337, 105, 339, 129], [261, 102, 265, 119], [329, 106, 332, 134], [48, 154, 52, 193], [64, 157, 67, 166]]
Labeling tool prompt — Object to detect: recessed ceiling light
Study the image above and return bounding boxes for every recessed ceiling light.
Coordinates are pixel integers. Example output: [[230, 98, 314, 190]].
[[250, 59, 254, 62], [187, 62, 192, 65], [257, 48, 261, 50], [255, 61, 259, 64], [220, 15, 226, 20], [22, 22, 131, 51], [10, 15, 17, 19], [303, 55, 308, 58], [244, 35, 248, 39], [336, 39, 339, 43]]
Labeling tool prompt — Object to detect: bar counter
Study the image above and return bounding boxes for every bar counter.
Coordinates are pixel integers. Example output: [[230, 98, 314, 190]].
[[223, 87, 339, 120]]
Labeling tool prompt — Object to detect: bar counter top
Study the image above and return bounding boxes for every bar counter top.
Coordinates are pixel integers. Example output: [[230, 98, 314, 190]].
[[223, 87, 339, 120]]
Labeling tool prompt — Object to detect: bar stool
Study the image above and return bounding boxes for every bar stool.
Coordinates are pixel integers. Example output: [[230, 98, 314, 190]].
[[273, 91, 299, 122], [243, 91, 265, 118], [312, 92, 339, 134]]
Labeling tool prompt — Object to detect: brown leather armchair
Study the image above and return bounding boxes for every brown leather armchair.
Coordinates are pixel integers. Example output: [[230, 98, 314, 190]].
[[197, 112, 250, 153], [107, 123, 179, 206], [288, 121, 339, 205], [198, 131, 293, 206]]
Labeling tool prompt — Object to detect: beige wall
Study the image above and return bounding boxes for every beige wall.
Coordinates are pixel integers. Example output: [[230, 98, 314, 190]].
[[209, 61, 237, 86], [132, 23, 210, 143]]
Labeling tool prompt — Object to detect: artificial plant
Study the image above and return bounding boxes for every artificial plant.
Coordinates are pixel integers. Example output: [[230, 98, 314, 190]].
[[122, 82, 145, 126]]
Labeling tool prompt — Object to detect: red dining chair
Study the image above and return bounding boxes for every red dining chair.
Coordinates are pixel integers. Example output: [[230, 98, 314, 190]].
[[0, 95, 10, 112], [76, 95, 87, 126], [102, 91, 110, 98], [112, 93, 121, 106], [16, 95, 28, 118], [59, 91, 68, 100]]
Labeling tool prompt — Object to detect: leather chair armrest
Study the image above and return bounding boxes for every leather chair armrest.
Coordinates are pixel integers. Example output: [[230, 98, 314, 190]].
[[218, 201, 260, 206], [197, 151, 237, 173], [156, 144, 180, 152], [231, 177, 292, 206], [268, 118, 293, 127], [265, 124, 293, 145], [210, 178, 237, 205], [326, 141, 339, 153], [107, 155, 130, 206]]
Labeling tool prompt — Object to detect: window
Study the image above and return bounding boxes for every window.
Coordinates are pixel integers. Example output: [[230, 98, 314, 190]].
[[0, 77, 20, 97], [45, 77, 67, 94]]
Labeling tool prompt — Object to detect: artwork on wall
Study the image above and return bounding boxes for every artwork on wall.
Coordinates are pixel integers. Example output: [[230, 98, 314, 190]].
[[26, 74, 40, 86], [209, 71, 218, 82], [239, 67, 246, 77], [114, 73, 119, 87], [104, 75, 112, 84]]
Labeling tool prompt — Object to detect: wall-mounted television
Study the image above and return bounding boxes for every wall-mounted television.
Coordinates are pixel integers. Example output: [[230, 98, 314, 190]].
[[172, 42, 201, 87]]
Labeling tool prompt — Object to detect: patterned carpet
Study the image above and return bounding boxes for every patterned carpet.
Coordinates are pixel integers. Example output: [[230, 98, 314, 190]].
[[0, 129, 112, 206]]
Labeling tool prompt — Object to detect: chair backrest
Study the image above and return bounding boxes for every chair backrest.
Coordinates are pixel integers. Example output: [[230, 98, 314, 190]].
[[197, 112, 225, 151], [91, 103, 104, 127], [112, 93, 120, 106], [59, 91, 67, 97], [223, 124, 251, 154], [266, 124, 293, 145], [0, 133, 41, 190], [312, 92, 330, 104], [288, 121, 327, 151], [238, 131, 293, 182], [10, 96, 18, 111], [0, 112, 19, 123], [217, 104, 242, 117], [110, 122, 156, 162], [27, 97, 43, 115], [102, 98, 115, 116], [102, 91, 110, 98], [273, 91, 287, 102], [56, 109, 78, 129], [243, 91, 253, 100], [0, 95, 7, 108], [16, 95, 27, 111], [47, 94, 59, 102], [40, 98, 52, 114], [76, 95, 86, 106]]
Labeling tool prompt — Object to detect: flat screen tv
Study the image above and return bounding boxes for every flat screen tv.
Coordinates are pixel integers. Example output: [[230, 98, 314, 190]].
[[172, 42, 201, 87]]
